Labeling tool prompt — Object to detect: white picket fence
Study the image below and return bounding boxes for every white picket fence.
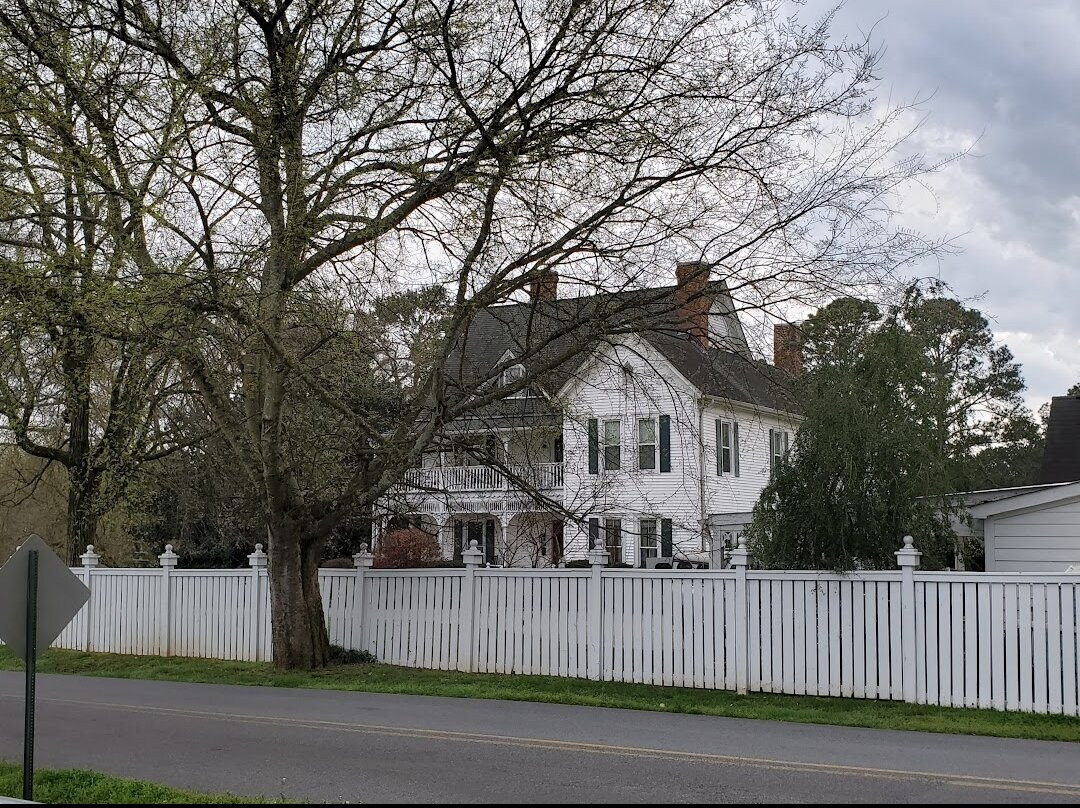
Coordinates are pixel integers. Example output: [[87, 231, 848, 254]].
[[41, 539, 1080, 715]]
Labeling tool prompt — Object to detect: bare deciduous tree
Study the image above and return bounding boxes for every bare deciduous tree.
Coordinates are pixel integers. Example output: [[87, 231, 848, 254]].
[[0, 0, 942, 666]]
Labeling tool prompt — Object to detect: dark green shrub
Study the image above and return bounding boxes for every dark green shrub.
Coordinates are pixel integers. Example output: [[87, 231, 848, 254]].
[[329, 644, 377, 665]]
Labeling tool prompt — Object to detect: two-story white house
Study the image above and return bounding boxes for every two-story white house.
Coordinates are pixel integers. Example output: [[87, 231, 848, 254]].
[[377, 261, 802, 567]]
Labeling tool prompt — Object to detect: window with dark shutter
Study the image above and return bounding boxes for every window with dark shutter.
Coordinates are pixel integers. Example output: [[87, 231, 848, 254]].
[[639, 519, 658, 567], [637, 418, 656, 470], [659, 414, 671, 472], [604, 518, 622, 563], [660, 518, 673, 556], [602, 419, 621, 470], [589, 518, 600, 549], [716, 419, 733, 474]]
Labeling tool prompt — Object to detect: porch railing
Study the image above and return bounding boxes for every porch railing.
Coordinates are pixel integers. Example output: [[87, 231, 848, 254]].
[[402, 462, 563, 493]]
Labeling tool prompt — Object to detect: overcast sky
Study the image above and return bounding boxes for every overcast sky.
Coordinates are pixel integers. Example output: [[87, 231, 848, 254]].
[[800, 0, 1079, 411]]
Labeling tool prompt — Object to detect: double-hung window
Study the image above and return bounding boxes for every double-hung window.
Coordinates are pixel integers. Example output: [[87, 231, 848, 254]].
[[639, 518, 658, 566], [769, 428, 790, 475], [602, 420, 621, 471], [716, 419, 738, 475], [605, 518, 623, 563], [637, 418, 657, 470]]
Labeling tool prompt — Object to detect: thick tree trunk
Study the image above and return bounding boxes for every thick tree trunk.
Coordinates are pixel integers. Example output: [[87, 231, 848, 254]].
[[65, 479, 98, 567], [64, 371, 94, 566], [268, 521, 330, 669]]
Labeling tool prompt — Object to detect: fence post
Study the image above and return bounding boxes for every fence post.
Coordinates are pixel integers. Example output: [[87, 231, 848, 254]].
[[352, 544, 374, 653], [248, 543, 268, 662], [80, 545, 99, 652], [587, 537, 609, 681], [728, 536, 751, 695], [460, 539, 484, 672], [158, 544, 178, 657], [895, 535, 922, 703]]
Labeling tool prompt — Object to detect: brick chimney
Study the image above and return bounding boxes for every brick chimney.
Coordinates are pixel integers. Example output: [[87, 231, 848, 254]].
[[674, 260, 711, 347], [529, 269, 558, 302], [773, 323, 804, 375]]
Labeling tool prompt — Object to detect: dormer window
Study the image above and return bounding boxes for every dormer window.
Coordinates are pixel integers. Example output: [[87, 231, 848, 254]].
[[502, 363, 526, 387]]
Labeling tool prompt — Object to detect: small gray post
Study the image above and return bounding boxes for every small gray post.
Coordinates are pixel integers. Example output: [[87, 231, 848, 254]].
[[728, 536, 751, 695], [895, 535, 922, 703], [158, 544, 178, 656], [587, 537, 608, 681], [352, 544, 374, 653], [80, 545, 99, 652], [459, 539, 483, 672], [248, 543, 268, 661], [708, 534, 725, 571]]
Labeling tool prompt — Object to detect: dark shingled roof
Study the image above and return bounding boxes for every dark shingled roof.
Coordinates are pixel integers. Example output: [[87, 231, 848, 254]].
[[445, 282, 797, 416], [1041, 396, 1080, 484], [646, 332, 799, 413]]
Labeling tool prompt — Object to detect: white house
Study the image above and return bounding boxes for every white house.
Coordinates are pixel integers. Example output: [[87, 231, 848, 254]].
[[377, 261, 801, 567]]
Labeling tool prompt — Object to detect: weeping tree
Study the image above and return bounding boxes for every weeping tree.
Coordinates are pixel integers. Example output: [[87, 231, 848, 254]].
[[749, 289, 1036, 570], [0, 0, 943, 667]]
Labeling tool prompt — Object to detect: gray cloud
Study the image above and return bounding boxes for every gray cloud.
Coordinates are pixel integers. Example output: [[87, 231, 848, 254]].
[[800, 0, 1080, 407]]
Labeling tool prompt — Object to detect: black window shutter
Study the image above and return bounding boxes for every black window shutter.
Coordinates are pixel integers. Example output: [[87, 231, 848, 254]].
[[484, 519, 496, 564], [768, 428, 775, 474], [588, 518, 600, 549], [588, 418, 599, 475], [661, 518, 673, 556], [733, 422, 740, 477], [453, 520, 463, 562], [659, 414, 671, 472], [715, 419, 722, 475]]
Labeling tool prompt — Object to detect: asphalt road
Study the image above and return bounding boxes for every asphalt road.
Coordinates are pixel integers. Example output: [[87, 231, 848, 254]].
[[2, 673, 1079, 803]]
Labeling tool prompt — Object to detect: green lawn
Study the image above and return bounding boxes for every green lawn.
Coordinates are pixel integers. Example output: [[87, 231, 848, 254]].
[[0, 762, 265, 804], [2, 647, 1079, 743]]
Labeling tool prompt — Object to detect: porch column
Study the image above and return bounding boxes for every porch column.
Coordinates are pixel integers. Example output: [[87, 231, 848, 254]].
[[496, 512, 511, 566], [431, 513, 452, 559]]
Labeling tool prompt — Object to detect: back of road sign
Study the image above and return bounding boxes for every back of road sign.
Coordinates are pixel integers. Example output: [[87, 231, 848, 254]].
[[0, 535, 90, 661]]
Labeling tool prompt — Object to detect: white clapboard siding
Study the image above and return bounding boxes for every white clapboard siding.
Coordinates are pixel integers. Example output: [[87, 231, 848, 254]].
[[29, 557, 1080, 716]]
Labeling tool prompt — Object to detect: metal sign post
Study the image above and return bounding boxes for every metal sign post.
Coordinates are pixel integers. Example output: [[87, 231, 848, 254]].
[[0, 535, 90, 802], [23, 550, 38, 801]]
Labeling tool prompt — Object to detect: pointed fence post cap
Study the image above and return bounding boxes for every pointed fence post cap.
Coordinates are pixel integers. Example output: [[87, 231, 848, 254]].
[[80, 544, 101, 568], [159, 544, 179, 568], [247, 543, 268, 568], [353, 544, 374, 569], [895, 535, 922, 569]]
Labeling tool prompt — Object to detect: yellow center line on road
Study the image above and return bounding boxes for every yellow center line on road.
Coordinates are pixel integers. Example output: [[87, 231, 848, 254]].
[[4, 692, 1080, 797]]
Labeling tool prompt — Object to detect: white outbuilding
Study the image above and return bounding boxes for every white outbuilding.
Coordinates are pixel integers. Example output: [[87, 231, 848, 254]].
[[968, 481, 1080, 572]]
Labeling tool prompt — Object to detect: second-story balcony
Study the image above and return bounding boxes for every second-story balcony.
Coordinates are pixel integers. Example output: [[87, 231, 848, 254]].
[[402, 462, 564, 493]]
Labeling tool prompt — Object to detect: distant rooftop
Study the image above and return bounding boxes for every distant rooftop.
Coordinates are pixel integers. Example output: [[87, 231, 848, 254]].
[[1041, 395, 1080, 484]]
